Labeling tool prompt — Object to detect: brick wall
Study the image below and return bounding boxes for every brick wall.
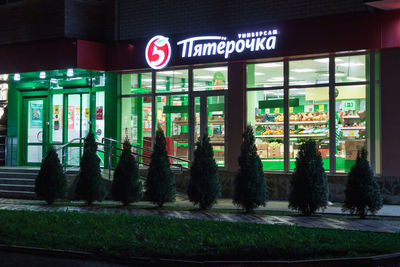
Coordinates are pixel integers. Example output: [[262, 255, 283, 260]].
[[119, 0, 373, 40], [65, 0, 113, 42], [0, 0, 65, 45]]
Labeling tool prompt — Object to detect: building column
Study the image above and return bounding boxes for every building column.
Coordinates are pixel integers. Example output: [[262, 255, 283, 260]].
[[227, 62, 246, 172], [380, 48, 400, 176]]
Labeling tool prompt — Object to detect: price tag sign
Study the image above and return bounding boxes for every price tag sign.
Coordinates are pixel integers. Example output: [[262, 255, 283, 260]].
[[85, 108, 90, 118], [274, 108, 280, 113], [318, 104, 324, 112], [289, 107, 294, 113]]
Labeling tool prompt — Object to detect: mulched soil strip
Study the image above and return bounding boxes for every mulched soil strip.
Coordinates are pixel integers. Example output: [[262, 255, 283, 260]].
[[0, 244, 400, 266]]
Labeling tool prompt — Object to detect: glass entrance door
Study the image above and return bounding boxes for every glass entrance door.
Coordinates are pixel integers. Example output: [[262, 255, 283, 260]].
[[66, 93, 90, 166], [194, 94, 226, 166], [23, 97, 47, 165]]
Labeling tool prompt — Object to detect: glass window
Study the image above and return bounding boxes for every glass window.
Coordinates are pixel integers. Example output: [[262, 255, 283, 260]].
[[335, 85, 367, 172], [247, 62, 283, 88], [335, 55, 366, 83], [247, 89, 284, 171], [95, 91, 105, 167], [121, 96, 152, 166], [95, 91, 105, 141], [156, 70, 188, 93], [193, 67, 228, 91], [121, 73, 152, 95], [289, 87, 329, 171], [207, 95, 225, 166], [156, 94, 189, 167], [290, 58, 329, 86], [52, 94, 63, 143], [246, 53, 373, 174]]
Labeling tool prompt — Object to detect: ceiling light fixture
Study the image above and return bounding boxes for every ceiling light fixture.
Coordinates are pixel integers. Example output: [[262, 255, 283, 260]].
[[67, 69, 74, 77]]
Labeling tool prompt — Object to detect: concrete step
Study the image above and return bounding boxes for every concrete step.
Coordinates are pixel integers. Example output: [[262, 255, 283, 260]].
[[0, 184, 35, 192], [0, 178, 35, 185], [0, 189, 36, 199], [0, 172, 38, 179], [0, 167, 40, 173]]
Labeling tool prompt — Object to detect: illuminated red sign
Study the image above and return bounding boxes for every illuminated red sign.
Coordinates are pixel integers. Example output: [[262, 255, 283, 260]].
[[145, 35, 172, 69]]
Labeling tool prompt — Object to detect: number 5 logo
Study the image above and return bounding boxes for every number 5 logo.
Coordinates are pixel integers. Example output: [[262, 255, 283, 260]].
[[145, 35, 172, 69]]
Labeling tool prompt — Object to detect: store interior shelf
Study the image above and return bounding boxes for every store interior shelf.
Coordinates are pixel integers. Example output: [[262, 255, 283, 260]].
[[343, 116, 360, 119], [208, 120, 225, 125], [173, 120, 189, 125], [340, 127, 365, 130], [255, 120, 327, 125], [256, 133, 327, 138]]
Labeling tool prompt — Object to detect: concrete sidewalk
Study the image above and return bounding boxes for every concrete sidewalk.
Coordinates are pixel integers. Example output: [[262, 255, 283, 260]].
[[0, 198, 400, 233]]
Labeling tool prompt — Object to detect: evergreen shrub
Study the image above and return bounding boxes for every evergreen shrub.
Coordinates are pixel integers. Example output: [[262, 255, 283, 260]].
[[35, 146, 67, 204], [233, 126, 268, 213], [145, 127, 176, 207], [75, 131, 107, 204], [342, 148, 382, 218], [288, 140, 328, 216], [112, 139, 143, 205], [188, 133, 221, 209]]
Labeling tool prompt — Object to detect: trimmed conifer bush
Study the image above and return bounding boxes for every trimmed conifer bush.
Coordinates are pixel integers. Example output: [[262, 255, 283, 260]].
[[188, 133, 221, 210], [288, 140, 328, 216], [233, 126, 268, 213], [342, 148, 382, 219], [145, 127, 176, 207], [112, 139, 143, 205], [35, 146, 67, 204], [75, 131, 107, 204]]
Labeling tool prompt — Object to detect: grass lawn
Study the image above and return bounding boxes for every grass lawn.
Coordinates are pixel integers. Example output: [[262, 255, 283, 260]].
[[0, 210, 399, 261]]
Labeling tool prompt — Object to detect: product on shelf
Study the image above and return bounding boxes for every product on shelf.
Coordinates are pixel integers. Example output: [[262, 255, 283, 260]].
[[344, 140, 365, 160], [274, 114, 284, 122], [268, 142, 283, 158], [289, 112, 328, 122], [209, 116, 224, 122]]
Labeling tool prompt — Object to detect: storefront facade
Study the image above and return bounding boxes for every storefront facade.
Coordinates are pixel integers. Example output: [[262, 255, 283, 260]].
[[2, 9, 400, 202]]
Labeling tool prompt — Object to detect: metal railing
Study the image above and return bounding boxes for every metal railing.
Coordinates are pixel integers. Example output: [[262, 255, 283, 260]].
[[100, 137, 190, 180], [54, 137, 85, 174], [41, 136, 191, 178]]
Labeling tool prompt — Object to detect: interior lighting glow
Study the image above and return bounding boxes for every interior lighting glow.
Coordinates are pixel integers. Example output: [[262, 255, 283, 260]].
[[313, 58, 343, 63], [322, 73, 345, 77], [67, 69, 74, 77], [157, 71, 183, 75], [194, 75, 214, 79], [14, 74, 20, 81], [268, 77, 284, 82], [346, 77, 365, 81], [336, 62, 364, 67], [203, 67, 227, 71], [39, 72, 46, 79], [254, 72, 265, 76], [257, 63, 282, 68], [291, 69, 315, 73]]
